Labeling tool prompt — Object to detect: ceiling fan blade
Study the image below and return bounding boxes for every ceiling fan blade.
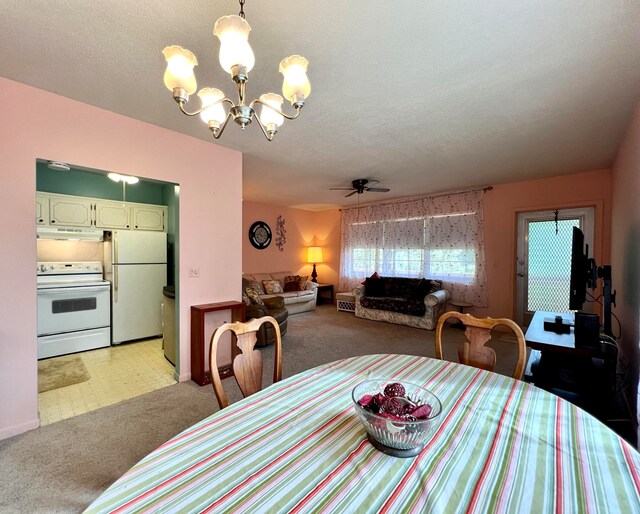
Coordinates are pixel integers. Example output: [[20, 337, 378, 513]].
[[366, 187, 391, 192], [329, 187, 356, 191], [366, 179, 380, 186], [345, 190, 358, 197]]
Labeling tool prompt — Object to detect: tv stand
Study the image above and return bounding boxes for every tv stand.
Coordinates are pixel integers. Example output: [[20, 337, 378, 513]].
[[525, 311, 620, 424]]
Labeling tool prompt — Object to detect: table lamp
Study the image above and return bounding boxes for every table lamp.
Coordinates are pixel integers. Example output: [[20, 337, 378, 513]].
[[307, 246, 323, 283]]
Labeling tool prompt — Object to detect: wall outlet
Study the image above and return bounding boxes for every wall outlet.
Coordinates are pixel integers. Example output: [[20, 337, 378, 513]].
[[189, 267, 200, 278]]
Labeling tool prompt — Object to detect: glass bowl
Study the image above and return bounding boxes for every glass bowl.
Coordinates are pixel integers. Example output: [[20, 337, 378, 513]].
[[351, 379, 442, 457]]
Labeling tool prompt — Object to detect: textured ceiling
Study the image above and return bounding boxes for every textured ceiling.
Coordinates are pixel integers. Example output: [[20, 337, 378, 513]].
[[1, 1, 639, 210]]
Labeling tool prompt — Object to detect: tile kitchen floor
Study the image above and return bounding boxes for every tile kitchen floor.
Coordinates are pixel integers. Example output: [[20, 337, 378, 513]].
[[38, 338, 176, 426]]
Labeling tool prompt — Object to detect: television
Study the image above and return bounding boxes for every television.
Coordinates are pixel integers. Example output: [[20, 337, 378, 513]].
[[568, 226, 615, 336], [569, 227, 589, 311]]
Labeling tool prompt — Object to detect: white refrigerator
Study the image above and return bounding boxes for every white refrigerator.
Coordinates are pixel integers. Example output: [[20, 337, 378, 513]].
[[105, 230, 167, 344]]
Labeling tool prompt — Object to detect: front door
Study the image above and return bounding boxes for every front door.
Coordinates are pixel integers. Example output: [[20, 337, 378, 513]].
[[515, 208, 594, 327]]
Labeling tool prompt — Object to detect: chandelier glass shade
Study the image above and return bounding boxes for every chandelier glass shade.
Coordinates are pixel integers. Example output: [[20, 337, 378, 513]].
[[162, 2, 310, 142]]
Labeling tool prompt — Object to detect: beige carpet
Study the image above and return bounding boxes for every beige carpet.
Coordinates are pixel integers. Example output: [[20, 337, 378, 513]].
[[38, 354, 91, 393], [2, 305, 524, 513]]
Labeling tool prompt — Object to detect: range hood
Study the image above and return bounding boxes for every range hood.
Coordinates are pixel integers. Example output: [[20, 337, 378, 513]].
[[37, 227, 104, 241]]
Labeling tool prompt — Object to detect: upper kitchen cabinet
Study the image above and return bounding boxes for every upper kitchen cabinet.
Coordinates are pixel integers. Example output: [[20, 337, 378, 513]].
[[36, 193, 49, 225], [94, 200, 131, 229], [37, 192, 167, 232], [132, 205, 167, 231], [49, 195, 93, 227]]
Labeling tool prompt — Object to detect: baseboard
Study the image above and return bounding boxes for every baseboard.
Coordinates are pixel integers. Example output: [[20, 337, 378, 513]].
[[177, 371, 191, 382], [0, 418, 40, 441]]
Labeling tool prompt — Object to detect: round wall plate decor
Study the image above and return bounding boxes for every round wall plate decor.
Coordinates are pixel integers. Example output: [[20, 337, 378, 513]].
[[248, 221, 272, 249]]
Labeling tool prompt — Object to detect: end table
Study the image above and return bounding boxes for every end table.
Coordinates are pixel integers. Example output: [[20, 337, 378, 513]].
[[315, 283, 334, 305], [336, 292, 356, 313]]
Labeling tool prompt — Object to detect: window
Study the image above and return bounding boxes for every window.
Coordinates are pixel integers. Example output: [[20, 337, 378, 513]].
[[340, 191, 488, 307], [427, 248, 476, 283]]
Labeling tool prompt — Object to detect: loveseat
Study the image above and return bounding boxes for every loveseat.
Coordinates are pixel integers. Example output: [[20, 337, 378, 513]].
[[243, 272, 318, 315], [353, 276, 450, 330]]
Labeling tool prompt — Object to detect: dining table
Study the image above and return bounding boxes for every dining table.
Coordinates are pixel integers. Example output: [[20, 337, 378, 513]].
[[84, 353, 640, 513]]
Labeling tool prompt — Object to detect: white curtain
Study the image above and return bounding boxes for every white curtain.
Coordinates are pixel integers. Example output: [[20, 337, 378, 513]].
[[339, 190, 488, 307]]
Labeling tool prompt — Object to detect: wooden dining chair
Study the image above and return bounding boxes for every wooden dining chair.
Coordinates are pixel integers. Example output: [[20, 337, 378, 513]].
[[435, 311, 527, 380], [209, 316, 282, 409]]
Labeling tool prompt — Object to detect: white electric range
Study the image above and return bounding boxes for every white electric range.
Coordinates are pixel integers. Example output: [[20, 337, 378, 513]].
[[37, 261, 111, 359]]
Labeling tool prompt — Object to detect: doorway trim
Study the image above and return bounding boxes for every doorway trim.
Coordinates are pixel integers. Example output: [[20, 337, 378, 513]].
[[515, 207, 594, 327]]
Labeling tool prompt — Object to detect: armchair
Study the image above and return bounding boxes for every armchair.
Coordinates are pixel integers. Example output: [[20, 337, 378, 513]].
[[245, 296, 288, 347]]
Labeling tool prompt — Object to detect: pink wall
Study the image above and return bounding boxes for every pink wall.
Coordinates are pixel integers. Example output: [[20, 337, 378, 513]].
[[245, 169, 612, 317], [0, 78, 243, 439], [242, 201, 341, 289], [611, 99, 640, 429], [477, 169, 612, 319]]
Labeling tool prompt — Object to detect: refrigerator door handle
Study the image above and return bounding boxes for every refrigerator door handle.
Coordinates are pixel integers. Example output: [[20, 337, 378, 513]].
[[113, 231, 119, 303], [114, 230, 119, 264], [114, 266, 118, 303]]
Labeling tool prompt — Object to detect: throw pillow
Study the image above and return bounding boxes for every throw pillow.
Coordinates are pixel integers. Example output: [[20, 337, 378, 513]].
[[244, 279, 265, 295], [361, 271, 380, 285], [262, 280, 284, 294], [365, 277, 384, 296], [284, 280, 300, 292], [242, 292, 251, 305], [411, 278, 431, 300], [284, 274, 300, 285], [297, 275, 309, 290], [244, 287, 264, 305]]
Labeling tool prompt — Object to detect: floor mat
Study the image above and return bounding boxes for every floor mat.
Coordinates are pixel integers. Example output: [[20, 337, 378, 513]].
[[38, 355, 91, 393]]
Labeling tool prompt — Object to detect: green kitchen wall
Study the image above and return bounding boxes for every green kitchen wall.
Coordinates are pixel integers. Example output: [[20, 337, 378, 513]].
[[36, 160, 169, 204]]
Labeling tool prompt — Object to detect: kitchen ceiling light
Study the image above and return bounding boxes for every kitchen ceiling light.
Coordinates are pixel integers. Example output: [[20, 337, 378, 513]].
[[108, 173, 139, 184], [162, 0, 310, 142], [47, 161, 71, 171]]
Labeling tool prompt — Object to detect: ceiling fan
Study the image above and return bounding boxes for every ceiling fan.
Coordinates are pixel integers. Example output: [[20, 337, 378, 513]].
[[330, 179, 391, 197]]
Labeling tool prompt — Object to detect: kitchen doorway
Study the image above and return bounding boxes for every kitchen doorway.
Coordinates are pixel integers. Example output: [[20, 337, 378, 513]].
[[36, 160, 180, 424]]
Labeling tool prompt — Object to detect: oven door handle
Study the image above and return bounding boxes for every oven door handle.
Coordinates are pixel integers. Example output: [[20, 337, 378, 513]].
[[38, 286, 110, 294]]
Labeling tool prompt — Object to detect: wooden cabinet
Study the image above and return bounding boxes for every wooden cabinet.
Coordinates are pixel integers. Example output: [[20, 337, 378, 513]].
[[94, 200, 130, 229], [36, 192, 167, 232], [36, 194, 49, 225], [49, 195, 93, 227], [191, 301, 245, 386], [132, 205, 166, 231]]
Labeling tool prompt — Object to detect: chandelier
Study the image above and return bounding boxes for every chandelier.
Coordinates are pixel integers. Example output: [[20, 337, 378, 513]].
[[162, 0, 311, 141]]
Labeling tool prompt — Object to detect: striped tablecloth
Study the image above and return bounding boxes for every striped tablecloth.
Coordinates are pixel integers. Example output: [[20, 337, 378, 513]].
[[85, 354, 640, 513]]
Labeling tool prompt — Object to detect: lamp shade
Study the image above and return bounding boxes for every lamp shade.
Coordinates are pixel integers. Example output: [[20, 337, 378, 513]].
[[307, 246, 323, 263], [162, 46, 198, 94], [213, 15, 255, 74], [198, 88, 227, 126], [259, 93, 284, 128], [279, 55, 310, 104]]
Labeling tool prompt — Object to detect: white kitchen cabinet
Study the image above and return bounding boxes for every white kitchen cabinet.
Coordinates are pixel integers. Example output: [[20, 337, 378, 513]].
[[94, 200, 131, 229], [37, 192, 168, 232], [49, 195, 93, 227], [132, 205, 167, 231], [36, 194, 49, 225]]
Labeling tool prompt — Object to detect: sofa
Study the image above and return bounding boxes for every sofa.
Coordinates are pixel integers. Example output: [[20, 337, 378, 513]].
[[243, 272, 318, 315], [353, 276, 450, 330]]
